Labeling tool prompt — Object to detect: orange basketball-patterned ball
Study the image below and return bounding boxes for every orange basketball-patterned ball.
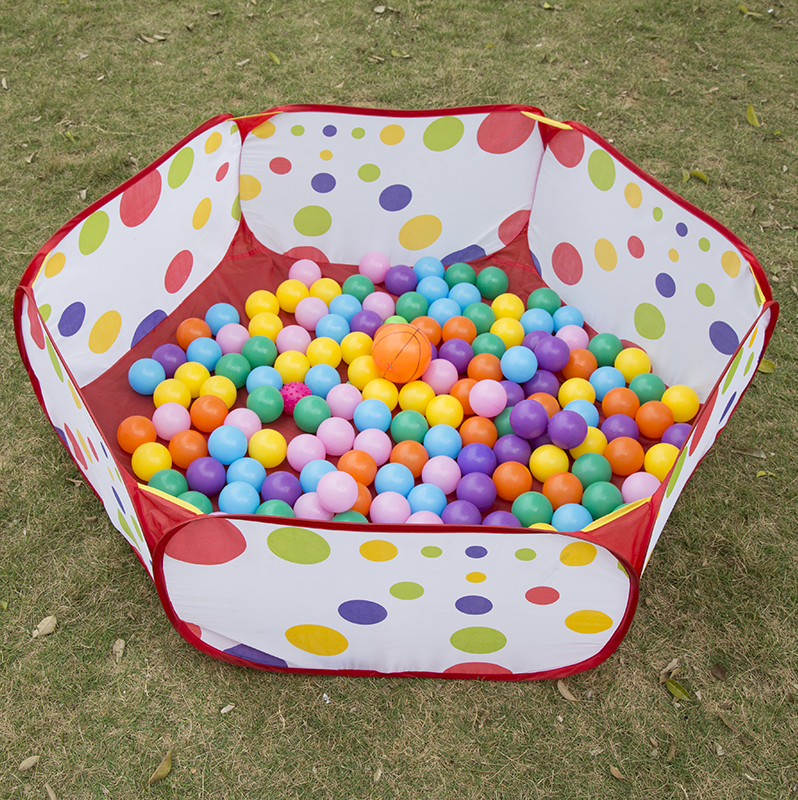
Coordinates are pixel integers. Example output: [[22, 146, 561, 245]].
[[370, 323, 432, 384]]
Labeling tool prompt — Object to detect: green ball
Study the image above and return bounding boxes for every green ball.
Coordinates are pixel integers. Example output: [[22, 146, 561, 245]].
[[494, 407, 514, 438], [178, 490, 213, 515], [242, 335, 277, 368], [512, 491, 554, 526], [149, 468, 189, 498], [472, 332, 506, 358], [385, 315, 408, 325], [395, 291, 429, 321], [342, 274, 375, 303], [444, 261, 477, 288], [527, 287, 561, 315], [390, 409, 429, 444], [629, 373, 666, 404], [587, 332, 623, 368], [256, 499, 295, 518], [463, 301, 496, 335], [332, 510, 369, 523], [247, 384, 284, 423], [293, 395, 331, 433], [214, 353, 251, 389], [571, 453, 612, 488], [581, 481, 623, 521], [476, 266, 509, 300]]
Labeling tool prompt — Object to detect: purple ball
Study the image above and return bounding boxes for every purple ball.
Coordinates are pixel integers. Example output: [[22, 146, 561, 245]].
[[261, 471, 303, 506], [350, 309, 383, 338], [534, 336, 571, 373], [186, 457, 227, 496], [530, 432, 553, 449], [384, 265, 418, 296], [493, 434, 532, 465], [523, 369, 560, 398], [151, 343, 187, 378], [457, 442, 498, 476], [523, 330, 551, 352], [483, 510, 521, 527], [456, 472, 497, 511], [438, 338, 474, 374], [548, 410, 589, 450], [500, 380, 525, 407], [601, 413, 640, 442], [662, 422, 691, 449], [509, 398, 549, 439], [429, 342, 438, 361], [441, 499, 483, 526]]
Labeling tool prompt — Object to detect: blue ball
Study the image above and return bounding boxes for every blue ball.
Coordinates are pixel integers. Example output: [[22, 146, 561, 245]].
[[416, 276, 449, 305], [304, 364, 341, 398], [299, 459, 337, 493], [128, 358, 166, 395], [414, 255, 445, 281], [205, 302, 240, 336], [520, 308, 555, 335], [207, 426, 248, 465], [428, 297, 462, 327], [315, 313, 350, 343], [374, 462, 415, 497], [552, 305, 584, 332], [218, 481, 261, 514], [564, 399, 600, 428], [353, 398, 392, 432], [448, 282, 482, 311], [226, 457, 267, 491], [500, 346, 538, 383], [246, 365, 283, 393], [186, 337, 223, 371], [589, 366, 626, 401], [407, 483, 447, 516], [328, 294, 362, 322], [423, 424, 462, 459], [551, 503, 594, 532]]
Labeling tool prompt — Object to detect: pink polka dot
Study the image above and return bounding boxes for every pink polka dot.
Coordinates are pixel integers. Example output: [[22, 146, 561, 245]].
[[627, 236, 645, 258], [27, 299, 45, 350], [525, 586, 560, 605], [551, 242, 583, 285], [689, 390, 717, 457], [185, 622, 203, 638], [549, 129, 585, 168], [216, 162, 230, 182], [165, 518, 247, 565], [477, 111, 537, 154], [164, 250, 194, 294], [498, 210, 531, 245], [283, 246, 329, 263], [88, 437, 99, 462], [444, 662, 513, 676], [64, 423, 87, 470], [119, 170, 162, 227], [270, 157, 292, 174]]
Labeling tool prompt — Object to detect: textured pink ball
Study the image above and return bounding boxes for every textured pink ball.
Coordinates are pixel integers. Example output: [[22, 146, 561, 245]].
[[294, 296, 329, 332], [293, 492, 334, 521], [280, 381, 312, 415], [621, 471, 661, 503], [152, 402, 191, 441], [468, 379, 508, 417], [315, 417, 355, 456], [223, 407, 262, 441], [353, 428, 392, 466], [316, 471, 359, 513], [286, 433, 326, 471], [276, 325, 312, 354], [358, 252, 391, 284], [216, 323, 250, 355], [555, 324, 590, 351], [421, 358, 459, 395], [369, 491, 411, 524], [421, 455, 461, 494], [362, 291, 396, 322], [325, 383, 362, 420], [289, 258, 322, 287], [406, 510, 443, 524]]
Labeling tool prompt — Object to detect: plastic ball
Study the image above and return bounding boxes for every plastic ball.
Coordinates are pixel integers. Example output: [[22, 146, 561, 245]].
[[493, 434, 532, 466], [443, 261, 476, 287], [551, 305, 583, 331], [551, 503, 593, 532], [362, 291, 396, 321], [261, 471, 303, 506], [289, 258, 322, 287], [128, 358, 166, 395], [369, 491, 411, 524], [523, 330, 551, 353], [340, 331, 373, 364], [542, 471, 583, 510], [395, 291, 429, 322], [293, 395, 331, 433], [580, 482, 622, 521], [117, 415, 156, 454], [353, 482, 374, 517], [457, 442, 497, 476], [604, 436, 645, 476], [384, 265, 418, 295], [216, 323, 250, 356], [622, 471, 661, 503], [329, 293, 362, 323], [524, 368, 560, 399], [370, 323, 432, 384], [589, 366, 626, 402], [226, 457, 267, 491], [448, 283, 482, 313], [600, 413, 639, 443], [326, 383, 363, 420], [547, 410, 588, 450], [131, 442, 172, 482], [248, 311, 283, 341], [661, 384, 700, 423], [491, 293, 524, 322], [178, 491, 213, 515], [274, 325, 310, 356], [423, 424, 462, 459], [615, 347, 652, 383], [338, 449, 378, 485], [374, 462, 415, 497], [490, 318, 525, 349], [183, 338, 221, 373], [456, 471, 497, 510], [415, 276, 448, 306], [151, 343, 187, 378], [398, 380, 435, 414], [168, 429, 208, 470], [316, 470, 359, 513], [601, 387, 639, 419], [636, 401, 675, 439], [299, 459, 337, 494], [353, 428, 393, 465], [441, 499, 482, 526], [315, 417, 356, 456], [186, 456, 226, 496], [587, 332, 623, 367], [475, 266, 508, 300], [257, 499, 296, 518], [389, 440, 429, 478], [275, 279, 309, 313], [355, 252, 390, 283], [494, 407, 515, 438], [413, 255, 444, 280], [424, 395, 462, 428], [342, 274, 375, 303], [152, 402, 191, 441], [628, 372, 666, 404], [348, 355, 381, 390], [293, 492, 334, 521], [362, 378, 399, 411], [199, 375, 237, 409], [274, 351, 310, 384], [419, 455, 460, 495], [247, 429, 287, 468], [189, 394, 228, 433], [294, 296, 329, 332], [286, 433, 327, 472], [243, 384, 282, 424], [390, 410, 428, 444], [302, 364, 339, 399], [644, 442, 680, 481], [571, 452, 612, 488], [214, 353, 251, 389], [500, 345, 538, 383], [153, 378, 192, 409], [534, 336, 570, 373], [222, 408, 260, 441], [463, 302, 495, 336], [176, 317, 212, 350], [333, 509, 369, 524], [310, 277, 342, 306], [662, 422, 692, 449], [562, 399, 598, 429], [352, 397, 391, 432], [491, 461, 531, 501], [173, 362, 211, 399], [468, 380, 507, 418], [205, 302, 240, 336], [425, 298, 459, 329], [407, 483, 447, 516], [529, 444, 569, 482], [508, 399, 548, 439], [527, 287, 561, 315], [208, 425, 248, 465], [520, 308, 555, 335], [570, 426, 608, 459], [406, 510, 444, 524], [512, 491, 553, 527], [245, 289, 280, 318]]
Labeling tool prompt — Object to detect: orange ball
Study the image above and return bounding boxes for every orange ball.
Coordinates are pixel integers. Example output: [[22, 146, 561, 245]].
[[442, 316, 477, 344], [528, 392, 560, 419], [410, 316, 442, 346], [604, 436, 645, 476], [450, 378, 477, 416], [371, 323, 432, 384], [390, 440, 429, 478], [189, 394, 229, 433], [602, 387, 640, 419], [636, 401, 675, 440], [542, 472, 583, 510], [562, 348, 598, 381], [492, 461, 533, 501], [337, 449, 378, 486], [117, 415, 156, 454], [176, 317, 212, 350], [352, 481, 372, 516], [168, 429, 209, 469], [459, 416, 498, 447], [467, 353, 503, 381]]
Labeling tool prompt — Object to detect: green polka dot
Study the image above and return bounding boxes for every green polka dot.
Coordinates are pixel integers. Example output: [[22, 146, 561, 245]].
[[617, 561, 628, 577], [39, 304, 51, 323], [634, 303, 666, 340], [117, 510, 133, 540], [423, 116, 465, 152], [268, 526, 331, 564], [665, 448, 687, 498], [358, 164, 380, 182], [695, 283, 715, 307], [723, 348, 744, 393], [421, 546, 442, 558], [294, 205, 332, 237], [291, 125, 305, 136], [351, 127, 365, 139], [699, 237, 711, 252], [390, 582, 424, 600], [131, 516, 143, 538], [450, 627, 507, 655], [743, 352, 755, 376], [514, 548, 536, 561], [653, 207, 663, 222], [167, 147, 194, 189], [231, 194, 241, 221], [78, 210, 109, 255], [46, 337, 63, 382], [588, 150, 616, 192]]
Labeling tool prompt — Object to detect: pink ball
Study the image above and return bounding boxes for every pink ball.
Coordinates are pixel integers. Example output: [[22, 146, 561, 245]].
[[216, 323, 250, 355], [326, 383, 362, 420], [281, 382, 311, 415], [315, 417, 355, 456], [293, 491, 334, 521], [152, 402, 191, 441], [555, 324, 589, 351], [353, 428, 392, 466], [369, 491, 411, 524], [294, 296, 329, 332], [406, 510, 443, 524], [289, 258, 322, 287], [276, 325, 312, 354], [621, 471, 661, 503], [286, 433, 326, 471], [358, 252, 391, 284], [362, 291, 396, 322], [223, 408, 262, 441], [421, 358, 459, 395], [468, 379, 508, 418], [316, 470, 359, 513], [421, 455, 461, 494]]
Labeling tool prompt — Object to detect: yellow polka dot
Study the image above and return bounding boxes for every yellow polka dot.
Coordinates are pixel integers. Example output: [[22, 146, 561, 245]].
[[44, 251, 66, 278], [398, 214, 442, 251], [68, 381, 82, 409], [594, 238, 617, 271], [77, 429, 92, 462], [192, 198, 212, 229], [466, 572, 486, 583], [747, 325, 758, 348], [721, 250, 741, 278], [285, 624, 348, 656], [560, 541, 597, 566], [359, 540, 398, 562], [252, 120, 276, 139], [88, 310, 122, 354], [204, 131, 223, 154], [380, 124, 405, 145], [108, 466, 116, 483], [624, 182, 642, 208], [319, 150, 333, 161], [239, 175, 262, 201], [582, 498, 648, 531], [565, 610, 613, 634], [669, 248, 679, 262]]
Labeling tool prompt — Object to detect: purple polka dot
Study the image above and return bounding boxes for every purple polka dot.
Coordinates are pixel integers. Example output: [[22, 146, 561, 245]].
[[311, 173, 336, 193], [54, 427, 67, 445], [655, 272, 676, 298], [720, 391, 737, 422], [58, 302, 86, 337], [455, 595, 494, 615], [224, 644, 288, 667], [379, 184, 412, 211], [530, 249, 542, 276], [709, 321, 739, 355], [443, 245, 486, 265], [322, 125, 337, 137], [112, 487, 125, 513], [466, 545, 488, 559], [100, 440, 109, 458], [131, 309, 167, 347], [676, 222, 688, 237], [338, 599, 388, 625]]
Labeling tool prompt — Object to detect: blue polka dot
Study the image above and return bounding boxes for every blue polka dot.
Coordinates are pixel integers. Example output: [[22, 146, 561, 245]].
[[100, 440, 109, 458], [323, 125, 337, 137], [655, 272, 676, 298], [455, 595, 493, 615], [466, 545, 487, 559], [338, 599, 388, 625], [720, 391, 737, 422], [131, 309, 167, 347], [530, 249, 542, 276], [311, 173, 336, 193], [379, 184, 412, 212], [112, 487, 125, 513], [224, 644, 289, 667], [676, 222, 688, 237], [709, 321, 739, 355], [58, 302, 86, 337], [443, 245, 486, 265]]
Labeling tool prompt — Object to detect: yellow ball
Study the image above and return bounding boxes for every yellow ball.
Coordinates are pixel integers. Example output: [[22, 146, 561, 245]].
[[570, 426, 607, 459], [306, 336, 342, 368], [248, 311, 283, 340], [173, 361, 211, 399], [274, 350, 310, 383], [528, 522, 557, 531], [490, 317, 525, 348], [245, 289, 279, 319], [425, 394, 464, 428], [398, 380, 436, 414], [529, 444, 570, 482], [362, 378, 400, 410], [661, 384, 700, 423], [310, 277, 342, 306], [615, 347, 652, 383], [491, 292, 525, 321], [131, 442, 172, 482], [340, 331, 373, 364], [276, 279, 309, 313], [153, 378, 192, 409], [248, 429, 287, 469], [199, 375, 238, 409], [559, 377, 596, 406], [644, 442, 680, 482], [348, 355, 381, 390]]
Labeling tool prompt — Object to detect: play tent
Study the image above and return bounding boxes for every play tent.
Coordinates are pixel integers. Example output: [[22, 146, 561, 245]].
[[14, 104, 777, 679]]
